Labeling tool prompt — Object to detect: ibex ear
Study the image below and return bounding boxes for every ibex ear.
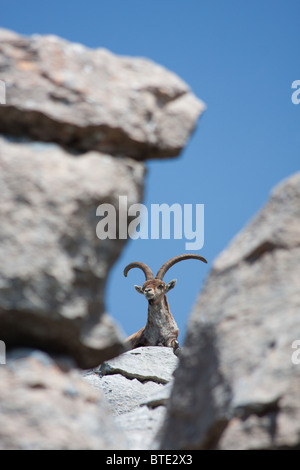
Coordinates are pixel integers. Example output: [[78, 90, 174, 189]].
[[134, 285, 144, 294], [165, 279, 177, 292]]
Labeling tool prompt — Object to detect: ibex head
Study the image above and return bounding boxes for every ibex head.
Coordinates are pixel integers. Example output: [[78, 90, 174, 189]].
[[124, 254, 207, 304]]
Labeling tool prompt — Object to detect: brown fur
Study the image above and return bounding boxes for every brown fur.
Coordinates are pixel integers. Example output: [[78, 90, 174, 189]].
[[125, 279, 180, 354], [124, 254, 207, 355]]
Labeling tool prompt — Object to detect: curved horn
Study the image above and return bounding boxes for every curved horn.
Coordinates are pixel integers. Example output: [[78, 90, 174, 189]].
[[124, 262, 154, 281], [155, 254, 207, 280]]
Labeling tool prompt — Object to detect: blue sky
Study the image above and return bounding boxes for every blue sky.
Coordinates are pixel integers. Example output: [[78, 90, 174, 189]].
[[1, 1, 299, 343]]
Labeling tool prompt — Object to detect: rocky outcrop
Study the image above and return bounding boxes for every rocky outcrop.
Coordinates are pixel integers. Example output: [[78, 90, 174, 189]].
[[0, 28, 205, 160], [0, 28, 204, 369], [160, 172, 300, 450], [84, 347, 178, 449], [0, 349, 128, 450], [1, 28, 297, 452], [0, 135, 143, 367], [0, 28, 204, 450]]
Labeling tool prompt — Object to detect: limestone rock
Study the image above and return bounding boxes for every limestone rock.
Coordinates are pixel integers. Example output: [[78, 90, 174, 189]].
[[0, 28, 205, 369], [83, 372, 164, 415], [0, 135, 144, 368], [0, 28, 205, 160], [84, 347, 178, 449], [100, 346, 178, 384], [0, 349, 128, 450], [0, 28, 206, 449], [115, 406, 166, 450], [160, 173, 300, 450], [142, 381, 174, 409]]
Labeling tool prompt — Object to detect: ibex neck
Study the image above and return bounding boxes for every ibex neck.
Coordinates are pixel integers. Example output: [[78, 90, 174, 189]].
[[147, 296, 173, 324], [143, 295, 178, 347]]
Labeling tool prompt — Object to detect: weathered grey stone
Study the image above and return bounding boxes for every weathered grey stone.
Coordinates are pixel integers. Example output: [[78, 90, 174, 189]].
[[0, 29, 205, 449], [100, 347, 178, 384], [83, 372, 163, 415], [141, 381, 174, 409], [0, 29, 206, 370], [160, 172, 300, 450], [0, 28, 205, 160], [115, 406, 166, 450], [0, 28, 207, 450], [0, 349, 128, 450], [0, 135, 144, 367], [82, 347, 177, 448]]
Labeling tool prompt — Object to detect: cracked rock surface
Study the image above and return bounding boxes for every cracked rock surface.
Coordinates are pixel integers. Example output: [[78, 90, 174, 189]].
[[83, 347, 178, 449], [99, 346, 178, 384], [160, 173, 300, 450]]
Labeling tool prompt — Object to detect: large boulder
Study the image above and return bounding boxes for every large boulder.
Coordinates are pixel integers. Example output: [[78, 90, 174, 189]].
[[0, 28, 205, 160], [0, 349, 128, 450], [160, 172, 300, 449], [0, 135, 144, 367]]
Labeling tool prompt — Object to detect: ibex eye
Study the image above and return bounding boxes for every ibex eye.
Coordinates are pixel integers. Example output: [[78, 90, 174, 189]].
[[159, 285, 164, 289]]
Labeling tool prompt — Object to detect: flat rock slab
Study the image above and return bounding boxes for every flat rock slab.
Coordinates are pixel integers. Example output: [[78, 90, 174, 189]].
[[0, 28, 205, 160], [83, 347, 177, 449], [83, 373, 164, 415], [100, 347, 178, 384]]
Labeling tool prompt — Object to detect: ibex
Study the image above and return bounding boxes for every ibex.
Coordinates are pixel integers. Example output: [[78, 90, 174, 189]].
[[124, 254, 207, 355]]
